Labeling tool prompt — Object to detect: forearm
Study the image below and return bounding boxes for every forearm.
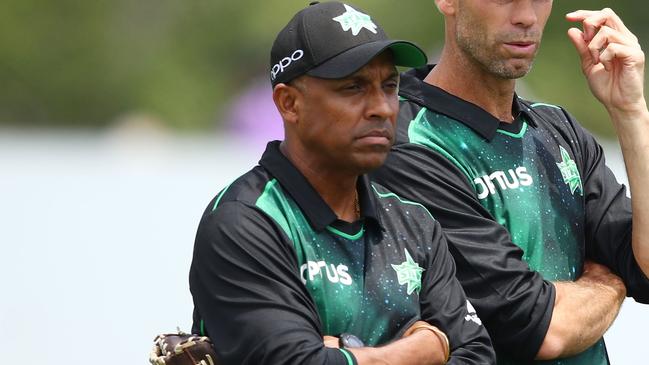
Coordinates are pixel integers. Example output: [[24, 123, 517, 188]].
[[348, 330, 447, 365], [536, 268, 626, 359], [611, 107, 649, 277]]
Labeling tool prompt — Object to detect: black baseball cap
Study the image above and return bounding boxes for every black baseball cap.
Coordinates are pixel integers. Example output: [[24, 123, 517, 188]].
[[270, 1, 427, 87]]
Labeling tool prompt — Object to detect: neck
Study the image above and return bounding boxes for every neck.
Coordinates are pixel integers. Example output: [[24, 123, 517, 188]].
[[280, 141, 360, 222], [426, 46, 517, 123]]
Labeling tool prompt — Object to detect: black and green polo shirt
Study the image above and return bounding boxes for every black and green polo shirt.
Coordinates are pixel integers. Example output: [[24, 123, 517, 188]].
[[190, 141, 494, 365], [371, 65, 649, 365]]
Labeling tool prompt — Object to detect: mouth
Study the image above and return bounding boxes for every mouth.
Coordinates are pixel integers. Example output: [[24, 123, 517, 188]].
[[503, 41, 537, 56], [356, 129, 393, 146]]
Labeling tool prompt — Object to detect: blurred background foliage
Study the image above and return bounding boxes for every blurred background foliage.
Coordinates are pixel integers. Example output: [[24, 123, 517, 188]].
[[1, 0, 645, 136]]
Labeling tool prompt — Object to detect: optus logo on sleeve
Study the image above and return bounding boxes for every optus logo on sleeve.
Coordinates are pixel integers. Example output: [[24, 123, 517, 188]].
[[270, 49, 304, 81]]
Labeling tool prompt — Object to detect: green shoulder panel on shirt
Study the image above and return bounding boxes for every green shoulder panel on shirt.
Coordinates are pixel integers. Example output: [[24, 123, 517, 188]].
[[371, 184, 434, 220], [256, 179, 365, 242], [255, 179, 300, 244], [406, 106, 478, 189]]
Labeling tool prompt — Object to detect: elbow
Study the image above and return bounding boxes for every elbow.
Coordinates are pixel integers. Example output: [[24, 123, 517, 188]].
[[535, 331, 567, 360], [535, 284, 573, 360]]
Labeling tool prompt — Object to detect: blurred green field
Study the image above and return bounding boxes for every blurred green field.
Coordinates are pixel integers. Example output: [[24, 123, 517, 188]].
[[1, 0, 645, 136]]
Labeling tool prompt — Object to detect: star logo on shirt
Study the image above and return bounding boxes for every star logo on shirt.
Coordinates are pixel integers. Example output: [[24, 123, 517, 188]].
[[391, 249, 425, 295], [556, 145, 583, 196], [332, 4, 378, 36]]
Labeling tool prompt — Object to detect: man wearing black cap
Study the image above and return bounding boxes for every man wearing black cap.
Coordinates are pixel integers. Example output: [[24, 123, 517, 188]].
[[189, 2, 495, 365]]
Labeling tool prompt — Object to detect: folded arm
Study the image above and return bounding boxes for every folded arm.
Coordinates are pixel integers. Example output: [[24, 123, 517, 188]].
[[323, 324, 449, 365], [537, 260, 626, 359]]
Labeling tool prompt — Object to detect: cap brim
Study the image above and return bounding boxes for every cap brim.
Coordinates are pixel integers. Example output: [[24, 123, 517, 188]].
[[306, 40, 427, 80]]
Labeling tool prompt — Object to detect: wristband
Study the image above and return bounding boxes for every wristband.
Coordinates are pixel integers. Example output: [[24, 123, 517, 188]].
[[403, 323, 450, 363]]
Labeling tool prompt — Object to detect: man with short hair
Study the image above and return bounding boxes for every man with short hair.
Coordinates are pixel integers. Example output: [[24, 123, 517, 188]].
[[372, 2, 649, 364], [189, 2, 495, 364]]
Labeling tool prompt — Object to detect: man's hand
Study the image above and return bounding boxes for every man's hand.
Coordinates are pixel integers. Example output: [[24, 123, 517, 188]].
[[323, 336, 340, 349], [320, 321, 450, 365], [566, 8, 646, 119], [580, 260, 627, 295]]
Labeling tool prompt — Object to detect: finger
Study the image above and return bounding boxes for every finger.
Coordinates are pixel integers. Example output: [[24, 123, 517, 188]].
[[566, 9, 607, 21], [590, 24, 638, 49], [599, 8, 633, 35], [566, 10, 605, 42], [587, 25, 629, 65], [599, 45, 617, 72], [567, 27, 593, 67], [566, 8, 624, 27], [566, 8, 632, 41], [599, 42, 640, 72]]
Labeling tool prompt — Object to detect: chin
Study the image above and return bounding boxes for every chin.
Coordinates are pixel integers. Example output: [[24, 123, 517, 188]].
[[508, 59, 535, 77], [486, 59, 534, 79], [355, 155, 388, 174]]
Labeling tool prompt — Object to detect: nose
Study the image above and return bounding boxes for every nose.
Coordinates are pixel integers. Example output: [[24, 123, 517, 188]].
[[511, 0, 538, 28], [365, 87, 396, 121]]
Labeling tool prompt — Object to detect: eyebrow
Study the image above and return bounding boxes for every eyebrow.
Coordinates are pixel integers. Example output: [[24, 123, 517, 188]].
[[347, 68, 399, 82]]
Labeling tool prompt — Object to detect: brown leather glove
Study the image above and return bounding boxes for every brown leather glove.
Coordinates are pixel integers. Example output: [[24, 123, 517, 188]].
[[149, 333, 219, 365]]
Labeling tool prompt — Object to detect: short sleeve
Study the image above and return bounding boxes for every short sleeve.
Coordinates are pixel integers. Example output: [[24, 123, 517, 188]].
[[568, 109, 649, 303]]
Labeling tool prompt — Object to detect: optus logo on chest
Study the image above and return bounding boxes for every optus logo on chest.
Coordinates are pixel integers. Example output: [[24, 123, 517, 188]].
[[474, 166, 533, 199], [300, 260, 352, 286]]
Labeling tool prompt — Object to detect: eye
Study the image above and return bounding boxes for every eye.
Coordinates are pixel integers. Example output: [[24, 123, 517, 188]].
[[344, 83, 362, 91], [383, 80, 399, 91]]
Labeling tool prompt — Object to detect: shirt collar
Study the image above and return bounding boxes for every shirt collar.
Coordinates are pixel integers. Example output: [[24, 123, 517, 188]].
[[399, 65, 535, 141], [259, 141, 383, 232]]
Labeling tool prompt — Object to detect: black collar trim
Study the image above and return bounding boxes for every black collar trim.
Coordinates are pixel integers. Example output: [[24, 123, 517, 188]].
[[399, 65, 536, 141], [259, 141, 383, 232]]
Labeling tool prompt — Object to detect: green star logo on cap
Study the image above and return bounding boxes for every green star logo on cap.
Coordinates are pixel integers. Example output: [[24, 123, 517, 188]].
[[391, 249, 425, 295], [332, 4, 378, 36], [556, 145, 583, 196]]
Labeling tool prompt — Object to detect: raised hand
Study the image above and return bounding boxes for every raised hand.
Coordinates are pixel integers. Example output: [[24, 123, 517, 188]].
[[566, 8, 646, 119]]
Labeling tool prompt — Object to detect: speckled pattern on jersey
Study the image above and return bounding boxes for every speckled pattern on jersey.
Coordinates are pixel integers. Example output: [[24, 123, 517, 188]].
[[406, 106, 606, 365], [256, 179, 427, 346], [409, 109, 584, 281]]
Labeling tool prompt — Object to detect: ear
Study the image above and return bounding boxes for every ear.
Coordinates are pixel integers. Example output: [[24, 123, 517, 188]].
[[272, 83, 301, 125], [435, 0, 456, 16]]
